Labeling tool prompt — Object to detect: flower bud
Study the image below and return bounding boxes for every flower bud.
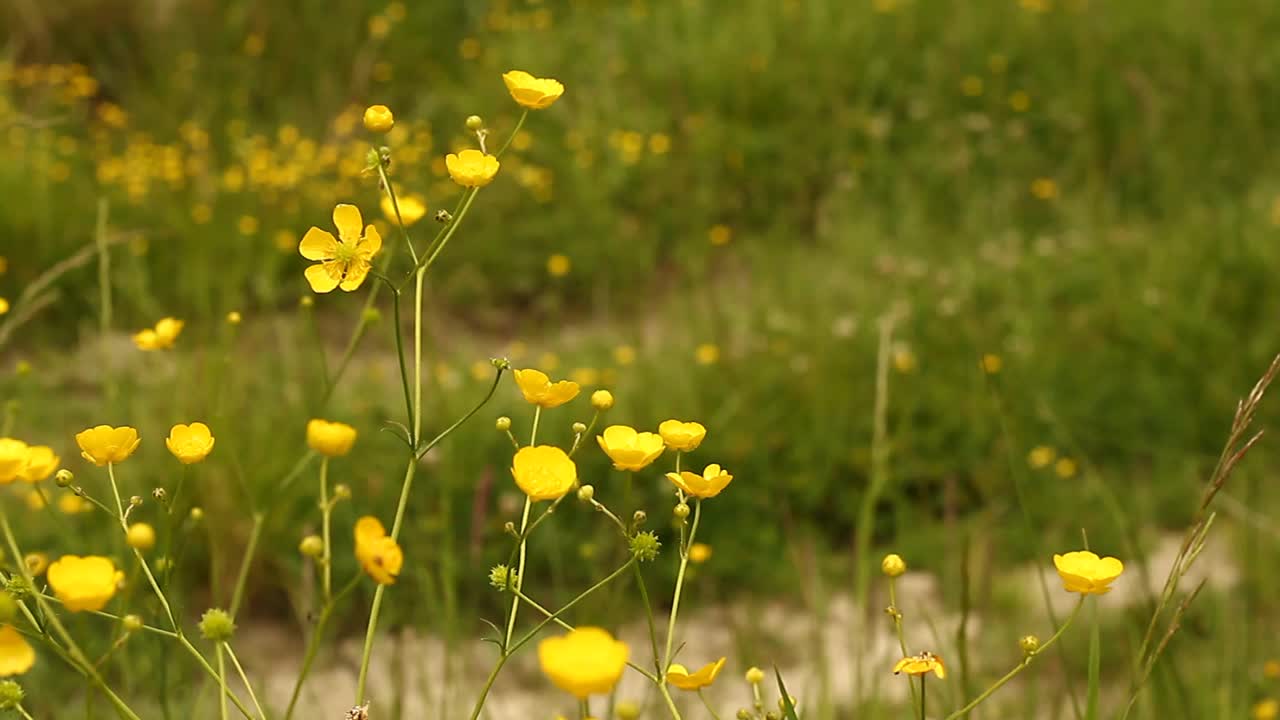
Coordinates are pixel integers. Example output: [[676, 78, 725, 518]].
[[495, 416, 512, 432], [629, 531, 661, 562], [226, 311, 242, 325], [737, 711, 754, 720], [198, 608, 236, 642], [1019, 634, 1040, 655], [189, 507, 204, 522], [633, 510, 647, 525], [745, 666, 765, 684], [361, 308, 382, 325], [0, 680, 24, 710], [334, 484, 352, 501], [490, 356, 510, 370], [577, 485, 595, 502], [152, 487, 167, 502], [503, 521, 517, 536], [299, 535, 324, 558], [129, 495, 143, 507], [55, 469, 74, 487], [122, 614, 144, 633], [881, 553, 906, 578], [616, 701, 641, 720], [23, 553, 48, 576], [488, 564, 516, 590], [571, 422, 587, 434], [591, 389, 614, 411], [127, 523, 156, 552], [363, 105, 395, 133], [465, 115, 485, 131], [299, 296, 314, 308], [434, 209, 453, 224], [674, 503, 690, 520]]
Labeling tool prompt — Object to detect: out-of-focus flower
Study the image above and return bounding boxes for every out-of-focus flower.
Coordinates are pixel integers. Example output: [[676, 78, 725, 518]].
[[511, 446, 577, 501], [1053, 551, 1124, 595], [1027, 445, 1056, 469], [502, 71, 565, 110], [893, 652, 946, 678], [354, 516, 403, 585], [0, 626, 34, 677], [0, 441, 29, 484], [306, 419, 357, 457], [300, 204, 382, 293], [165, 423, 215, 464], [380, 192, 427, 227], [666, 657, 726, 690], [597, 426, 664, 471], [688, 543, 712, 564], [538, 627, 629, 698], [547, 254, 571, 277], [47, 556, 119, 612], [75, 426, 140, 466], [133, 318, 184, 350], [126, 523, 156, 552]]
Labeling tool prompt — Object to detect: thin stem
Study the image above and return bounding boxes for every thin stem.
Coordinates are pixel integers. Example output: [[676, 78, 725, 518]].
[[663, 500, 702, 669], [176, 635, 254, 719], [920, 674, 927, 720], [579, 699, 590, 720], [108, 464, 178, 630], [634, 564, 664, 675], [287, 576, 362, 719], [216, 645, 230, 720], [699, 690, 723, 720], [943, 596, 1086, 719], [229, 513, 263, 619], [503, 406, 542, 650], [494, 110, 528, 157], [224, 643, 267, 719], [889, 578, 921, 713], [511, 587, 657, 682], [377, 162, 419, 265], [319, 458, 333, 604]]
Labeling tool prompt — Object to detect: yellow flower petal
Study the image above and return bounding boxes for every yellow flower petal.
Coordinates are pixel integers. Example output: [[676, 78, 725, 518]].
[[0, 625, 35, 677], [299, 227, 338, 261], [305, 263, 342, 293], [339, 260, 371, 292], [332, 203, 364, 243]]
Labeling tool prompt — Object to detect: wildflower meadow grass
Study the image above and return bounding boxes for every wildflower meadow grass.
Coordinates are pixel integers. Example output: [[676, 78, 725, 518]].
[[3, 1, 1280, 719]]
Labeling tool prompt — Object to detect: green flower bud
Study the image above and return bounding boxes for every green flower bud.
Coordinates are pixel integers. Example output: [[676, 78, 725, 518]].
[[333, 484, 352, 501], [577, 485, 595, 502], [1020, 634, 1040, 655], [616, 701, 641, 720], [736, 711, 753, 720], [489, 564, 516, 591], [629, 531, 661, 562], [55, 469, 74, 487], [465, 115, 484, 131], [496, 416, 512, 432], [0, 680, 24, 710], [122, 614, 144, 633], [198, 608, 236, 643], [189, 507, 204, 522], [674, 503, 690, 520], [299, 535, 324, 558], [571, 422, 587, 434]]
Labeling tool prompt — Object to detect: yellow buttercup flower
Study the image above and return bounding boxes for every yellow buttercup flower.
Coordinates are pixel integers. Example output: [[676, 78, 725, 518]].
[[354, 516, 403, 585], [363, 105, 395, 133], [893, 651, 946, 678], [666, 464, 733, 499], [306, 419, 358, 457], [502, 70, 565, 110], [0, 439, 30, 484], [688, 542, 712, 564], [126, 523, 156, 552], [380, 192, 427, 227], [47, 555, 119, 612], [666, 657, 726, 691], [0, 625, 34, 677], [58, 492, 91, 515], [658, 420, 706, 452], [299, 204, 383, 293], [1255, 699, 1280, 720], [0, 298, 8, 316], [597, 425, 664, 472], [165, 422, 215, 464], [511, 445, 577, 502], [19, 445, 59, 483], [513, 368, 580, 409], [133, 317, 184, 351], [445, 149, 500, 188], [1027, 445, 1056, 469], [538, 627, 629, 698], [75, 426, 141, 466], [1053, 551, 1124, 595]]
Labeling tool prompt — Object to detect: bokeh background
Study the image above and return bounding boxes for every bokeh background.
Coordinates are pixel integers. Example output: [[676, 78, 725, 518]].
[[3, 0, 1280, 717]]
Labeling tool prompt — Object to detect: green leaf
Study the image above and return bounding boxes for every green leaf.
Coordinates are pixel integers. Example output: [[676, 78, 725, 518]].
[[775, 667, 800, 720]]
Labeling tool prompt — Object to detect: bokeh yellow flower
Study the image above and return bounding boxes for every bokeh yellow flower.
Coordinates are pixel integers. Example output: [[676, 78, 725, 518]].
[[75, 426, 141, 466], [445, 149, 500, 188], [354, 516, 403, 585], [546, 253, 571, 277], [47, 555, 119, 612], [0, 625, 34, 677], [1053, 550, 1124, 595], [58, 492, 91, 515], [0, 298, 8, 316], [300, 204, 382, 293], [363, 105, 395, 133], [126, 523, 156, 552], [19, 446, 59, 483], [980, 353, 1003, 374], [165, 422, 215, 464], [0, 440, 30, 484], [538, 627, 629, 698], [666, 657, 726, 690], [658, 420, 706, 452], [1264, 659, 1280, 679], [708, 224, 732, 246], [1027, 445, 1056, 469], [1054, 457, 1078, 478], [133, 317, 184, 351], [513, 368, 580, 409], [1255, 699, 1279, 720], [695, 343, 720, 365], [688, 542, 712, 564], [666, 464, 733, 499], [511, 445, 578, 501], [502, 70, 565, 110], [893, 651, 946, 678], [597, 425, 665, 471], [306, 419, 357, 457], [24, 553, 48, 576], [380, 192, 427, 227]]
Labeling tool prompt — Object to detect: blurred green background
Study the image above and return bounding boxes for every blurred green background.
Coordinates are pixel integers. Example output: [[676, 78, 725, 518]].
[[3, 0, 1280, 717]]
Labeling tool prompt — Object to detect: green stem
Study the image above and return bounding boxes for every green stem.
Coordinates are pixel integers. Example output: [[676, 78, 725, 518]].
[[224, 643, 266, 719], [318, 247, 395, 411], [503, 406, 541, 650], [229, 513, 263, 618], [943, 596, 1086, 719], [920, 674, 927, 720], [412, 188, 479, 275], [579, 699, 590, 720], [699, 690, 723, 720], [663, 500, 702, 670], [511, 587, 657, 682], [494, 110, 528, 157], [216, 645, 230, 720], [377, 162, 419, 265], [108, 464, 178, 630], [634, 563, 664, 675], [319, 458, 333, 604], [889, 578, 921, 713]]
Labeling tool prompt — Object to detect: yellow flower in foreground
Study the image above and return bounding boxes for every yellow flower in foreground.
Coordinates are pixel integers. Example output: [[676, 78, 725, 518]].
[[1053, 551, 1124, 595], [165, 422, 215, 464], [688, 542, 712, 564], [380, 192, 427, 227], [511, 445, 577, 501], [47, 555, 119, 612], [133, 317, 184, 350], [354, 516, 403, 585], [75, 426, 141, 466], [538, 627, 629, 698], [503, 70, 565, 110], [666, 464, 733, 499], [658, 420, 706, 451], [0, 439, 29, 483], [597, 425, 665, 472], [445, 149, 500, 188], [19, 445, 59, 482], [893, 651, 946, 679], [513, 368, 580, 409], [363, 104, 395, 133], [666, 657, 726, 691], [306, 419, 357, 457], [0, 625, 34, 677], [299, 204, 382, 293]]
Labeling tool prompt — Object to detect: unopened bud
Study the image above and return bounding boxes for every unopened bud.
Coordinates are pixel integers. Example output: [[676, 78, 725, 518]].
[[577, 485, 595, 502], [434, 209, 453, 224], [299, 535, 324, 558], [591, 389, 614, 411], [745, 666, 765, 684], [465, 115, 484, 132], [572, 422, 587, 434], [55, 469, 74, 487], [333, 484, 352, 501], [674, 503, 690, 520], [152, 487, 167, 502], [632, 510, 647, 525], [226, 311, 242, 325], [881, 553, 906, 578], [129, 495, 144, 507], [122, 614, 144, 633], [189, 507, 204, 522], [126, 523, 156, 552], [1019, 634, 1040, 655], [495, 416, 512, 432]]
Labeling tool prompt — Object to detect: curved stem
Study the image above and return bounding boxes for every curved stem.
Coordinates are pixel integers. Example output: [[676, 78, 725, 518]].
[[663, 500, 702, 670], [285, 576, 360, 720], [698, 690, 722, 720], [224, 643, 266, 719], [108, 464, 177, 630], [229, 513, 263, 619], [494, 110, 528, 158], [502, 407, 541, 650], [943, 596, 1086, 720], [377, 162, 419, 266]]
